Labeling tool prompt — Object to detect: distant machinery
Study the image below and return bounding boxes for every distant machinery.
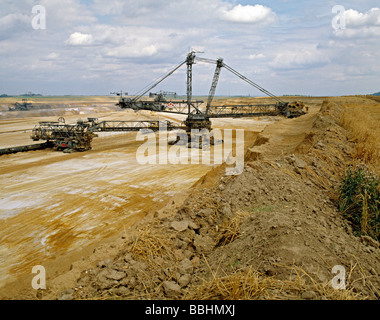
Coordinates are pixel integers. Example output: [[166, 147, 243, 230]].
[[8, 98, 51, 112], [0, 52, 307, 155], [110, 91, 128, 96], [149, 90, 177, 100], [9, 99, 33, 111]]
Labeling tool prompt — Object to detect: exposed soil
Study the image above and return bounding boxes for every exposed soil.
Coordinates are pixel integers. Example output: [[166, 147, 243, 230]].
[[0, 97, 379, 300]]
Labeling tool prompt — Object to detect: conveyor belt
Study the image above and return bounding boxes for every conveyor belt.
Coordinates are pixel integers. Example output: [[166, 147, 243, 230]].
[[0, 141, 53, 156]]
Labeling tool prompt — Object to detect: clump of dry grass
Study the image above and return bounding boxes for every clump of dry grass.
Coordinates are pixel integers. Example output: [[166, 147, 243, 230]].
[[215, 210, 250, 247], [128, 222, 174, 260], [185, 265, 273, 300], [340, 105, 380, 173], [184, 260, 364, 300]]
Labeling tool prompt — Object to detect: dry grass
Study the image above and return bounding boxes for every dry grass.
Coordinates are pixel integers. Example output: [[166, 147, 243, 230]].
[[128, 222, 174, 261], [184, 264, 274, 300], [365, 95, 380, 105], [340, 103, 380, 174], [184, 258, 363, 300], [216, 210, 250, 247]]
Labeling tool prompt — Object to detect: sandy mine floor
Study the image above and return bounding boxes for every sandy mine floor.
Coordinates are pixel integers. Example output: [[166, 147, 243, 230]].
[[0, 103, 270, 289]]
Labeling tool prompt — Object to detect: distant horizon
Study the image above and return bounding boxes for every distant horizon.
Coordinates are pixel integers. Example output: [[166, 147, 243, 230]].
[[1, 93, 378, 99]]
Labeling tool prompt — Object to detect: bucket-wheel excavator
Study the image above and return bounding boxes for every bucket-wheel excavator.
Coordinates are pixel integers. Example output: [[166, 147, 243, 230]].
[[116, 51, 306, 131], [0, 52, 306, 155]]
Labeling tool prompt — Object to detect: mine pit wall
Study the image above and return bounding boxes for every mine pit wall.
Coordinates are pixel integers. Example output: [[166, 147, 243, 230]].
[[206, 98, 345, 194], [244, 98, 353, 189]]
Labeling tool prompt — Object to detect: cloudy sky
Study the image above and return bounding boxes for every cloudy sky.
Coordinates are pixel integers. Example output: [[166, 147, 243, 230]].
[[1, 0, 380, 96]]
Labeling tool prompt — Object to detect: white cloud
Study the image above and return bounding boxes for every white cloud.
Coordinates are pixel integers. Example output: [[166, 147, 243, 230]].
[[65, 32, 93, 46], [344, 8, 380, 27], [220, 4, 277, 24], [334, 7, 380, 38], [106, 44, 157, 58], [82, 74, 100, 80], [0, 13, 30, 28], [271, 46, 330, 69], [0, 13, 31, 39], [91, 0, 125, 15], [63, 24, 177, 58], [335, 26, 380, 38], [38, 0, 97, 28], [44, 52, 59, 60], [249, 53, 266, 60]]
